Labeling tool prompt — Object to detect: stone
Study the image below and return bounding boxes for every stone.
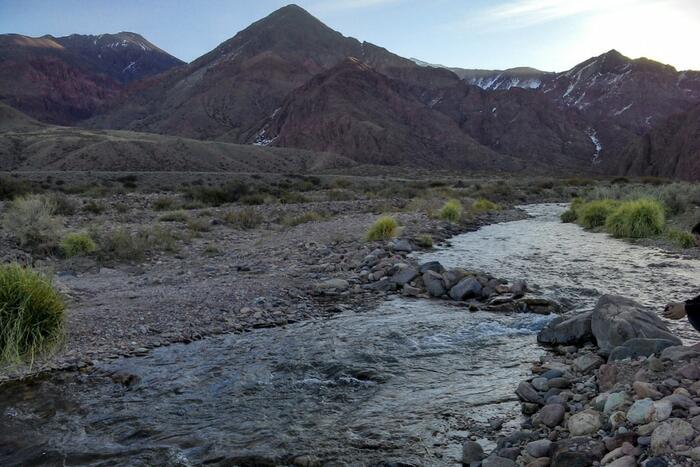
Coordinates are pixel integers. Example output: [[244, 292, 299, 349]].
[[551, 437, 605, 467], [633, 381, 663, 400], [609, 411, 627, 429], [482, 456, 516, 467], [568, 409, 602, 436], [401, 284, 422, 297], [660, 345, 700, 361], [537, 404, 566, 428], [526, 459, 550, 467], [532, 377, 550, 392], [537, 311, 593, 346], [604, 392, 630, 414], [651, 400, 672, 422], [548, 377, 571, 389], [574, 353, 605, 373], [293, 455, 321, 467], [497, 447, 520, 460], [676, 362, 700, 379], [643, 458, 668, 467], [462, 440, 485, 464], [449, 277, 482, 301], [526, 439, 552, 458], [608, 338, 678, 361], [517, 381, 544, 405], [511, 280, 528, 298], [365, 277, 397, 292], [606, 456, 636, 467], [663, 393, 696, 410], [591, 295, 681, 356], [627, 399, 655, 425], [422, 271, 446, 297], [390, 266, 418, 286], [541, 369, 564, 380], [650, 419, 694, 454], [392, 239, 413, 253], [317, 278, 350, 291], [418, 261, 445, 274], [442, 268, 468, 289]]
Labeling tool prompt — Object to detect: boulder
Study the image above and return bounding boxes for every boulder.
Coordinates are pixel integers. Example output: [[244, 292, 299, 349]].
[[390, 266, 418, 286], [537, 311, 593, 346], [603, 392, 630, 414], [650, 419, 694, 454], [608, 338, 678, 362], [449, 277, 482, 301], [626, 399, 655, 425], [660, 345, 700, 362], [418, 261, 445, 274], [535, 404, 565, 428], [316, 278, 350, 291], [422, 271, 446, 297], [392, 239, 413, 253], [516, 381, 544, 405], [482, 456, 516, 467], [442, 268, 468, 289], [573, 353, 604, 373], [462, 440, 485, 464], [526, 439, 552, 458], [633, 381, 663, 400], [568, 409, 602, 436], [591, 295, 681, 355]]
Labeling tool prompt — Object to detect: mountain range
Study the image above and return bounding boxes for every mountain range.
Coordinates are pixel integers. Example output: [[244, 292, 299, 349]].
[[1, 4, 699, 179]]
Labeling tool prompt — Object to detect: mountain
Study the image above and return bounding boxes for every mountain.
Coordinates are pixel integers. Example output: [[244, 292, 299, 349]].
[[251, 58, 532, 170], [616, 104, 700, 180], [411, 59, 552, 91], [541, 49, 700, 161], [88, 4, 461, 142], [0, 102, 351, 172], [0, 32, 182, 124]]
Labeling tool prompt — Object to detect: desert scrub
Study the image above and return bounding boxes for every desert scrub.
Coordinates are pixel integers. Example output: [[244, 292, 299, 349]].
[[82, 200, 106, 214], [2, 194, 62, 252], [187, 217, 211, 232], [665, 228, 696, 249], [153, 196, 178, 211], [223, 209, 263, 230], [46, 192, 79, 215], [415, 234, 434, 248], [61, 232, 97, 258], [97, 226, 180, 261], [282, 211, 324, 227], [0, 263, 65, 364], [577, 199, 619, 229], [439, 199, 462, 222], [605, 199, 665, 238], [186, 181, 250, 206], [471, 198, 501, 213], [367, 216, 398, 241], [0, 177, 30, 200], [159, 210, 189, 222]]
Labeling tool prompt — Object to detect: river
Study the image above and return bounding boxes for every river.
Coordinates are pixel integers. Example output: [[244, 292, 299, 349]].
[[1, 204, 698, 466]]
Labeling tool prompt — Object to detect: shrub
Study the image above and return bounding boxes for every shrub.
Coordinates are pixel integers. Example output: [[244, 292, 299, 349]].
[[327, 189, 356, 201], [439, 199, 462, 222], [97, 228, 148, 261], [415, 234, 434, 248], [665, 228, 696, 249], [187, 181, 250, 206], [45, 192, 79, 215], [472, 198, 501, 213], [279, 191, 309, 204], [153, 196, 177, 211], [0, 263, 65, 364], [2, 194, 62, 251], [159, 210, 189, 222], [240, 194, 267, 205], [83, 200, 106, 214], [223, 209, 263, 230], [605, 199, 665, 238], [577, 199, 619, 229], [560, 209, 578, 223], [61, 232, 97, 258], [282, 211, 323, 227], [0, 177, 30, 200], [367, 216, 398, 241], [187, 217, 211, 232]]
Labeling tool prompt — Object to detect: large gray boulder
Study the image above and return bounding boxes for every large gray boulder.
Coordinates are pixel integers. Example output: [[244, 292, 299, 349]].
[[591, 295, 681, 356], [449, 277, 482, 301], [608, 338, 678, 361], [390, 266, 418, 286], [422, 271, 446, 297], [537, 311, 593, 345]]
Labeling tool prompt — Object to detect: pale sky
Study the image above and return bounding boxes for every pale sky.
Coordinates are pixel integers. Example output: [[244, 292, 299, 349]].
[[1, 0, 699, 72]]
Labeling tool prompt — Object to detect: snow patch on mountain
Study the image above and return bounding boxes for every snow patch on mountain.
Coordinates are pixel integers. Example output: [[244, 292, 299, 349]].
[[587, 128, 603, 164]]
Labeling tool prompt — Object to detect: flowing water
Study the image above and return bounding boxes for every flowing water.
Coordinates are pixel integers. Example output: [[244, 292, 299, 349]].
[[1, 204, 699, 466]]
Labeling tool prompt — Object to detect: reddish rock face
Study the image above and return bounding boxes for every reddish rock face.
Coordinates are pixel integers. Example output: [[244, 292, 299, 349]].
[[0, 32, 182, 124]]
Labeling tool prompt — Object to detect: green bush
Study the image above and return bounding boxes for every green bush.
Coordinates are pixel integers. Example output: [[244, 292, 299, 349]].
[[605, 199, 665, 238], [223, 209, 263, 230], [61, 232, 97, 257], [577, 199, 619, 229], [560, 209, 578, 223], [439, 199, 462, 222], [415, 234, 434, 248], [2, 194, 62, 251], [665, 228, 696, 249], [367, 216, 398, 241], [0, 263, 65, 364], [472, 198, 501, 213]]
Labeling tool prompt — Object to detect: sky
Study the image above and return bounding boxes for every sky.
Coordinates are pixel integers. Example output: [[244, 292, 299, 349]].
[[1, 0, 699, 72]]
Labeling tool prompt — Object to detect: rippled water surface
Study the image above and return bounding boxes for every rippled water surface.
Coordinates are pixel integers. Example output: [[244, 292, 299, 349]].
[[1, 204, 699, 466]]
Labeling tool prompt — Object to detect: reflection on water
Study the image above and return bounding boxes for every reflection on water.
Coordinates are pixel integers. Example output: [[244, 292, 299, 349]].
[[1, 203, 698, 466]]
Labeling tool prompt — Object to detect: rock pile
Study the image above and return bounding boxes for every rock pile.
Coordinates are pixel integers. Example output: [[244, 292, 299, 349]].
[[468, 295, 699, 467]]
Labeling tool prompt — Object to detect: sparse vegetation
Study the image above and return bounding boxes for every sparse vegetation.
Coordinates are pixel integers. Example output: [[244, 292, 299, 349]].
[[159, 210, 189, 222], [577, 199, 619, 229], [282, 211, 324, 227], [415, 234, 434, 248], [186, 181, 250, 206], [187, 217, 211, 232], [0, 263, 65, 364], [439, 199, 462, 222], [153, 196, 178, 211], [61, 232, 97, 257], [83, 200, 106, 214], [367, 216, 398, 241], [605, 199, 665, 238], [665, 228, 696, 249], [223, 209, 263, 230], [471, 198, 501, 213], [2, 194, 62, 252], [0, 177, 31, 200]]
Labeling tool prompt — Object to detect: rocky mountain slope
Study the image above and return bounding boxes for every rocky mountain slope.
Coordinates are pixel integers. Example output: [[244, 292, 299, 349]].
[[0, 32, 182, 124]]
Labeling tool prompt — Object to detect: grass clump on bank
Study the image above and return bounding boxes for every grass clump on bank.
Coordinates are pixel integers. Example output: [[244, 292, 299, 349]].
[[61, 232, 97, 258], [471, 198, 501, 213], [367, 216, 398, 241], [0, 264, 65, 364], [605, 198, 665, 238], [577, 199, 619, 229], [665, 228, 696, 249], [439, 199, 462, 222], [2, 194, 62, 252]]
